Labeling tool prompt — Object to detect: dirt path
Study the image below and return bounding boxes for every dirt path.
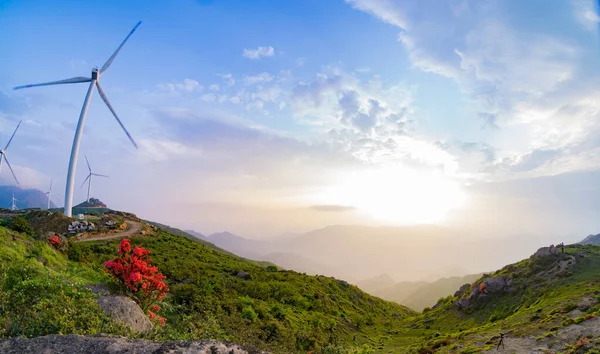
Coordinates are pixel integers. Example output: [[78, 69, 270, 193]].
[[77, 220, 142, 242]]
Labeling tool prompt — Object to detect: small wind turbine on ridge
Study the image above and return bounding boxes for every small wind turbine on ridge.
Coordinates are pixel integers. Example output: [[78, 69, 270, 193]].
[[9, 193, 18, 211], [14, 21, 141, 217], [81, 155, 108, 203], [0, 121, 21, 185], [45, 178, 61, 210]]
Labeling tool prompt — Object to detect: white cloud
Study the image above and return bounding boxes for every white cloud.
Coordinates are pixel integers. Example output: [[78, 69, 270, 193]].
[[209, 84, 220, 92], [218, 73, 235, 86], [571, 0, 600, 32], [157, 78, 203, 94], [244, 72, 274, 85], [201, 93, 216, 102], [296, 58, 305, 67], [243, 46, 275, 59]]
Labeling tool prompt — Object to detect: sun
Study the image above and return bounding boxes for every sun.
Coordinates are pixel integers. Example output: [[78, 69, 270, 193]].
[[319, 165, 466, 224]]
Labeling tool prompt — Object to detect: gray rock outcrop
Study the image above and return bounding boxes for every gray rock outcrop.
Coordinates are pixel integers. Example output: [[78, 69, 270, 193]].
[[533, 246, 559, 258], [96, 296, 153, 334], [0, 334, 266, 354], [236, 271, 251, 280]]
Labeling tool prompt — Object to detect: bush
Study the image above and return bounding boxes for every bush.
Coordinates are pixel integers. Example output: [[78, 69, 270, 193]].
[[104, 239, 168, 323], [10, 217, 32, 234]]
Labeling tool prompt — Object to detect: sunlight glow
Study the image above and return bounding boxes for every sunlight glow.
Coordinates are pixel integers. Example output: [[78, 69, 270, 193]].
[[319, 165, 467, 224]]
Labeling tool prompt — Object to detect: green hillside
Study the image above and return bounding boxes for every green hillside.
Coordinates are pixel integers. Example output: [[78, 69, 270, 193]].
[[369, 274, 482, 311], [391, 244, 600, 353], [2, 211, 600, 353], [0, 218, 415, 353]]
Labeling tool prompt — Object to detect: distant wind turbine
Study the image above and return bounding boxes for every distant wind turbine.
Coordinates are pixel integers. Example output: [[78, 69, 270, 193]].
[[81, 156, 108, 203], [0, 121, 21, 185], [13, 21, 142, 217], [45, 178, 61, 210], [9, 193, 18, 211]]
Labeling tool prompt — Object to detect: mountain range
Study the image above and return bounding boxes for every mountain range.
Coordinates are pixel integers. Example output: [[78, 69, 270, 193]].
[[185, 224, 546, 285], [357, 273, 482, 311], [579, 233, 600, 246], [0, 185, 55, 210]]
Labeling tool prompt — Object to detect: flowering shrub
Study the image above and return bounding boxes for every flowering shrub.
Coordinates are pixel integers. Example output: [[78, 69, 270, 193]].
[[479, 283, 485, 293], [49, 236, 61, 246], [104, 239, 169, 324]]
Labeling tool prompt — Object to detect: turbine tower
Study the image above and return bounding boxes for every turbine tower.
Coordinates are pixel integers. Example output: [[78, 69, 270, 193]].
[[0, 121, 21, 185], [9, 193, 18, 211], [81, 155, 108, 203], [13, 22, 141, 217], [45, 178, 60, 210]]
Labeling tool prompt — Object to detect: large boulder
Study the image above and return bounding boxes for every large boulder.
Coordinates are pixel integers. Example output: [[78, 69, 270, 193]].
[[454, 283, 470, 298], [483, 276, 507, 293], [236, 271, 251, 280], [96, 296, 153, 333], [533, 246, 559, 258], [0, 335, 266, 354]]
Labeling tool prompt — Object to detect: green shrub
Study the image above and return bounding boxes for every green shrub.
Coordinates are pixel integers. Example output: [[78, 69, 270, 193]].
[[241, 305, 258, 322], [10, 217, 32, 234]]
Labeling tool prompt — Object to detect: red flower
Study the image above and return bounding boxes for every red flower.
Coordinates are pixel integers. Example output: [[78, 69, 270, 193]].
[[119, 239, 131, 255], [479, 283, 485, 292], [49, 235, 60, 246], [104, 238, 169, 314], [147, 310, 157, 320], [158, 317, 166, 326]]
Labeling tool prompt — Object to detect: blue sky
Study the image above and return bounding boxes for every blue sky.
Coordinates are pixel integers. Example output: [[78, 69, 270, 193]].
[[2, 0, 600, 239]]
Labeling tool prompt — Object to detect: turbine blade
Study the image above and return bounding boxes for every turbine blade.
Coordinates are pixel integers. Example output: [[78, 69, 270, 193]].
[[92, 173, 108, 177], [13, 77, 92, 90], [80, 174, 91, 188], [85, 155, 91, 173], [3, 155, 19, 185], [100, 21, 142, 74], [95, 82, 138, 148], [4, 121, 21, 150], [49, 178, 53, 192]]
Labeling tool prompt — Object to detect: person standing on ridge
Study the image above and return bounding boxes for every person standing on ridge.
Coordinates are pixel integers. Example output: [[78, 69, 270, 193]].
[[497, 333, 505, 351]]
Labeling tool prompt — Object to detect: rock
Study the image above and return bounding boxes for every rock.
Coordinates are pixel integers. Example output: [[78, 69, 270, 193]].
[[0, 334, 266, 354], [86, 284, 111, 297], [454, 283, 471, 297], [533, 247, 559, 258], [484, 276, 506, 293], [96, 296, 153, 333], [456, 297, 470, 309], [236, 271, 251, 280]]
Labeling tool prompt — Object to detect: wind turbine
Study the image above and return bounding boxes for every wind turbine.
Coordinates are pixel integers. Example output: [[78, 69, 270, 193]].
[[9, 193, 18, 211], [13, 21, 141, 217], [45, 178, 60, 210], [0, 121, 21, 185], [81, 155, 108, 203]]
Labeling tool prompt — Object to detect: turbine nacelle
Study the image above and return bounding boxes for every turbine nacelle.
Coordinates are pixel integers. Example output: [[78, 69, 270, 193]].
[[91, 68, 99, 80]]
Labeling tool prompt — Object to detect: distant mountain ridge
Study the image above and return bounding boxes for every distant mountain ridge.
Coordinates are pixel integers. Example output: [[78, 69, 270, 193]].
[[184, 224, 481, 282], [0, 185, 55, 210], [579, 233, 600, 246]]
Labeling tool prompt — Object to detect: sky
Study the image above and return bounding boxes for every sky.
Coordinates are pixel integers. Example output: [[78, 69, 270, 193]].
[[2, 0, 600, 240]]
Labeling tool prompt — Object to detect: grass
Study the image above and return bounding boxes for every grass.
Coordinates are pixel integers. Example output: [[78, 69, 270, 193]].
[[1, 214, 600, 353]]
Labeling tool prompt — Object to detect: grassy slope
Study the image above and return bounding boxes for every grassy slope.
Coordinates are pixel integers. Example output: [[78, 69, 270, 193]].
[[0, 222, 416, 353], [386, 244, 600, 353], [4, 215, 600, 353]]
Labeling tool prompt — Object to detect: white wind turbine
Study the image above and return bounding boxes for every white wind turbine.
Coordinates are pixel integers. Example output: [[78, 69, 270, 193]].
[[45, 178, 61, 210], [9, 193, 18, 211], [14, 21, 141, 217], [0, 121, 21, 185], [81, 155, 108, 203]]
